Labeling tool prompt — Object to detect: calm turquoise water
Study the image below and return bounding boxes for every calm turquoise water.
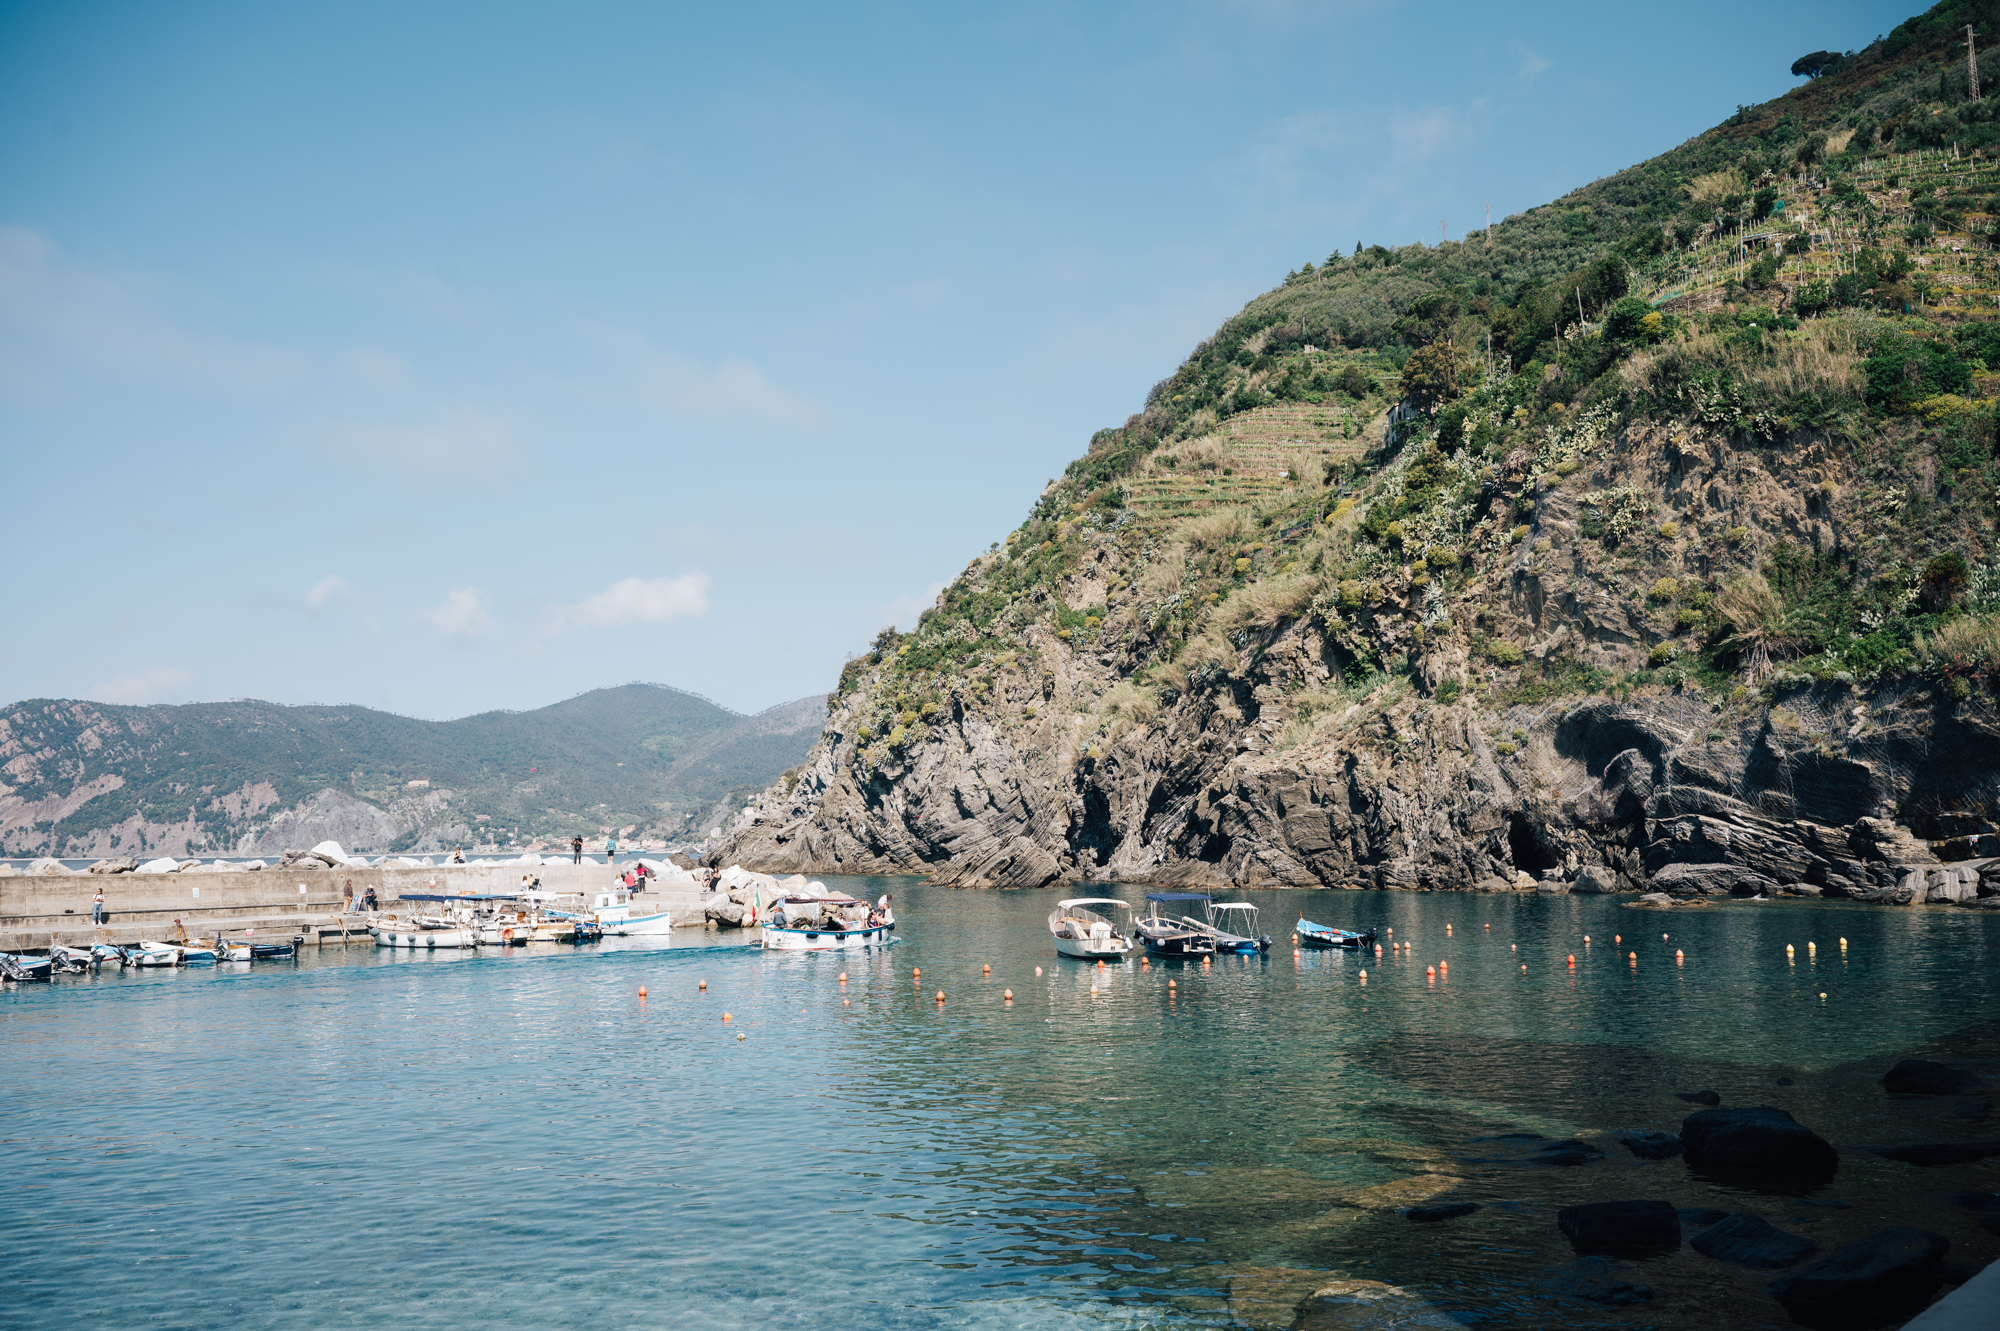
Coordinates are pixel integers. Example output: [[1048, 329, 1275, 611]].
[[6, 882, 2000, 1330]]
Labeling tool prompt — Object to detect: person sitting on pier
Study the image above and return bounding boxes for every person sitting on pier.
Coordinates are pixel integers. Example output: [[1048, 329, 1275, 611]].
[[451, 847, 466, 864], [362, 884, 379, 912]]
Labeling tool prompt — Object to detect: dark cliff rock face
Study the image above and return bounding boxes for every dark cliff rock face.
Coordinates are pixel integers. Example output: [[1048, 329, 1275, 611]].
[[716, 619, 2000, 897]]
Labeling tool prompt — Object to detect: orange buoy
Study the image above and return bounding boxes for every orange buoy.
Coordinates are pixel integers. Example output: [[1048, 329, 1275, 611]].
[[698, 980, 707, 990], [1293, 949, 1301, 958], [935, 990, 945, 1002], [638, 986, 647, 997], [1614, 935, 1621, 945], [1374, 945, 1382, 955], [1662, 934, 1669, 941], [1583, 935, 1591, 944], [1676, 950, 1684, 963], [1387, 927, 1394, 935], [1168, 979, 1177, 989], [1447, 925, 1453, 935], [1484, 923, 1490, 931], [1358, 969, 1367, 980], [1003, 989, 1013, 1000], [913, 967, 921, 977], [1511, 943, 1517, 951], [1521, 964, 1527, 972], [983, 964, 991, 973], [1097, 959, 1105, 969], [1090, 986, 1098, 995], [1035, 966, 1043, 977], [722, 1012, 732, 1022], [1426, 965, 1436, 975], [843, 997, 851, 1006], [1629, 951, 1637, 961], [1567, 954, 1575, 966], [839, 972, 848, 982]]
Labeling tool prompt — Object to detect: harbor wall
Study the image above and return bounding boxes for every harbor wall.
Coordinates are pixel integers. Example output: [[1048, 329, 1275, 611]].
[[0, 863, 706, 949]]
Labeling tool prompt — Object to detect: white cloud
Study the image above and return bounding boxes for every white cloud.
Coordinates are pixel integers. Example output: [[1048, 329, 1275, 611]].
[[318, 408, 525, 478], [343, 348, 409, 388], [597, 328, 822, 427], [1387, 107, 1471, 161], [305, 574, 348, 610], [86, 667, 195, 705], [879, 581, 948, 634], [1515, 45, 1552, 81], [427, 587, 493, 639], [0, 226, 302, 393], [548, 573, 710, 635]]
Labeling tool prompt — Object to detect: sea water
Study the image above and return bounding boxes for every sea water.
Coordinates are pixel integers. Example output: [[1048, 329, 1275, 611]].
[[5, 881, 1999, 1329]]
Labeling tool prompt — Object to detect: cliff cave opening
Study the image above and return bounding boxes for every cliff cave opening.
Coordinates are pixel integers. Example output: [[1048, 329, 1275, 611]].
[[1507, 815, 1559, 874]]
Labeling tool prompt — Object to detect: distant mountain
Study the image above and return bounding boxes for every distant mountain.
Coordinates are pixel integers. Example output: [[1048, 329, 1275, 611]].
[[0, 684, 825, 859]]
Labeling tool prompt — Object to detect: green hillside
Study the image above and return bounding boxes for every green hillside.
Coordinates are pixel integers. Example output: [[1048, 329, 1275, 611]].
[[855, 1, 2000, 727], [0, 684, 825, 857]]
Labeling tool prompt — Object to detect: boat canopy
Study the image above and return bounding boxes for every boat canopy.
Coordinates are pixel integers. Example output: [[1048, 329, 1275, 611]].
[[1057, 898, 1131, 911], [1146, 892, 1212, 904], [397, 892, 521, 902], [1211, 903, 1259, 913]]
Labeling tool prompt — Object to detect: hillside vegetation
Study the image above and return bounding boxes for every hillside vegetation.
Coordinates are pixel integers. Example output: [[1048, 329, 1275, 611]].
[[715, 3, 2000, 895], [0, 685, 825, 859]]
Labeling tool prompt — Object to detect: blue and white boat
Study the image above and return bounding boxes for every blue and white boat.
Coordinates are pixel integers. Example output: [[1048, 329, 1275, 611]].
[[759, 895, 895, 951], [1205, 903, 1272, 955], [1, 953, 54, 982], [1295, 918, 1377, 950]]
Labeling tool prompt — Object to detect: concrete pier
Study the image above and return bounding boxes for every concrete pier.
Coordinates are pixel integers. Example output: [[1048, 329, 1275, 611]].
[[0, 863, 707, 950]]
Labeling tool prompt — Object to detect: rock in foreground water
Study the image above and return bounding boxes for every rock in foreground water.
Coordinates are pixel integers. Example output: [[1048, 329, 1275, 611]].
[[1689, 1213, 1817, 1268], [1556, 1200, 1681, 1257], [1680, 1106, 1838, 1184], [1767, 1227, 1947, 1317], [1881, 1059, 1988, 1096]]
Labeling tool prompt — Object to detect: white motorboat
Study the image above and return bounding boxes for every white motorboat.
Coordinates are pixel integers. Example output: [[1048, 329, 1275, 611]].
[[759, 895, 895, 951], [522, 887, 673, 936], [126, 943, 185, 968], [1048, 898, 1136, 960]]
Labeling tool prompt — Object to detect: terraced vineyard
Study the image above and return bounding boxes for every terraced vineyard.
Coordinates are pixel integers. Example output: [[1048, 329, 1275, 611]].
[[1123, 391, 1398, 523]]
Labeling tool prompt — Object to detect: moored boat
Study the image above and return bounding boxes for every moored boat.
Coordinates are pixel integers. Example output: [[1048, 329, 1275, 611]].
[[1295, 918, 1377, 950], [759, 894, 895, 951], [1048, 898, 1135, 960], [1135, 893, 1217, 958], [1205, 903, 1272, 955], [1, 952, 54, 982], [370, 918, 477, 949]]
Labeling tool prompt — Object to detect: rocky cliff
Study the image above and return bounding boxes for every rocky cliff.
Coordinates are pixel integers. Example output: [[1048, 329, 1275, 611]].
[[712, 14, 2000, 905]]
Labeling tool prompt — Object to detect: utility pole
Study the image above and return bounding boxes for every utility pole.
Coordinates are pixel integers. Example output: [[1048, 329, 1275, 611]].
[[1441, 220, 1447, 245], [1969, 24, 1981, 101]]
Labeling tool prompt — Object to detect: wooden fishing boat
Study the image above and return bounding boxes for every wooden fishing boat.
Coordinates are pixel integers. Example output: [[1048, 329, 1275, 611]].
[[1295, 918, 1377, 950], [1048, 898, 1135, 960]]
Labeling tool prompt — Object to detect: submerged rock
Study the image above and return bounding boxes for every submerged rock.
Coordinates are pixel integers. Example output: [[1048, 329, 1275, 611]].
[[1550, 1256, 1654, 1306], [1767, 1227, 1948, 1318], [1620, 1132, 1684, 1160], [1405, 1202, 1479, 1223], [1677, 1207, 1729, 1229], [1881, 1058, 1988, 1096], [1676, 1089, 1722, 1105], [1459, 1133, 1604, 1167], [1556, 1200, 1681, 1257], [1689, 1213, 1818, 1268], [1680, 1106, 1838, 1185], [1866, 1141, 2000, 1167]]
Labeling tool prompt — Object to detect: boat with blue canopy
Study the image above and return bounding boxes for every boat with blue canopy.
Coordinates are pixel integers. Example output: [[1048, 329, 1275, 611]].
[[1134, 893, 1217, 958]]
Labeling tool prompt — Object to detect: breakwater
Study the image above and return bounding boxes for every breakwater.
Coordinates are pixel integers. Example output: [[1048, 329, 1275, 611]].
[[0, 863, 707, 949]]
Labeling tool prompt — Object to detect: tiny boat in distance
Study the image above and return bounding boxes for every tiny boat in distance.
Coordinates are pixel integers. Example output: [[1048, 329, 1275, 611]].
[[1295, 918, 1378, 950], [1134, 893, 1217, 958], [1048, 898, 1135, 960]]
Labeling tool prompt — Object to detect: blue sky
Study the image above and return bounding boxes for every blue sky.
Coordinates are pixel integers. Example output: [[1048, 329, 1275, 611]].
[[0, 0, 1911, 718]]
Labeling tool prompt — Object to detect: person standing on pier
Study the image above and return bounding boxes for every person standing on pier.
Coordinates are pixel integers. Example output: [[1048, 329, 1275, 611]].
[[571, 835, 583, 865], [92, 886, 105, 924], [604, 834, 616, 864]]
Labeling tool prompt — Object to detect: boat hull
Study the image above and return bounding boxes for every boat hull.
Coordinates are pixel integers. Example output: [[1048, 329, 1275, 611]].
[[372, 927, 477, 949], [1053, 935, 1133, 960], [1296, 921, 1377, 950], [759, 924, 895, 952]]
